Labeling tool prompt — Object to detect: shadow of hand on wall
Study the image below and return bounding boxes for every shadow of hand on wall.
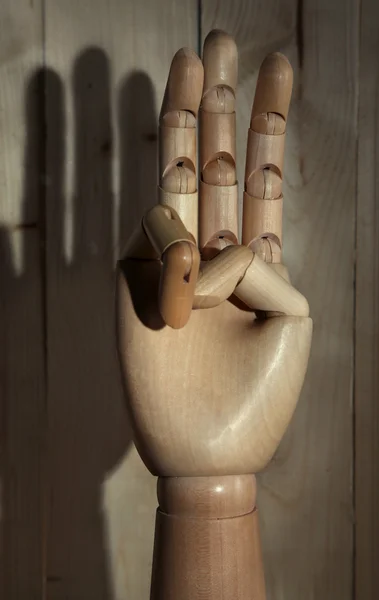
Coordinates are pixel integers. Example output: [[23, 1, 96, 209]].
[[1, 48, 157, 599], [0, 71, 46, 598]]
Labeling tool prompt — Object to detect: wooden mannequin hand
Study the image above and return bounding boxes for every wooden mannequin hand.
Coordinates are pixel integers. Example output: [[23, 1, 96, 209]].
[[117, 31, 312, 478]]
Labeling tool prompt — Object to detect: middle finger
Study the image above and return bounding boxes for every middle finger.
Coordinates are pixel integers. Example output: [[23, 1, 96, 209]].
[[199, 30, 239, 258]]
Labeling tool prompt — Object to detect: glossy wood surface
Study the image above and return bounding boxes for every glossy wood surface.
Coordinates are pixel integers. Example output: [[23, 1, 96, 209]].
[[151, 476, 265, 600], [118, 262, 312, 477]]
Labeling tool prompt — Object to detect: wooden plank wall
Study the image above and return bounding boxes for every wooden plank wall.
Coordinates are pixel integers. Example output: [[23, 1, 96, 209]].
[[0, 1, 46, 598], [356, 0, 379, 597], [0, 0, 376, 599]]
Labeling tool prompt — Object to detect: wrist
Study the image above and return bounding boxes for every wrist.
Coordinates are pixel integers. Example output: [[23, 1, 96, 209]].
[[150, 474, 266, 600]]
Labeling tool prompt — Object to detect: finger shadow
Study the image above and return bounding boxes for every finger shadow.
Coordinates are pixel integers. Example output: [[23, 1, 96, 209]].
[[44, 50, 131, 598], [119, 70, 158, 244], [0, 224, 13, 595], [117, 72, 164, 331], [0, 70, 46, 597]]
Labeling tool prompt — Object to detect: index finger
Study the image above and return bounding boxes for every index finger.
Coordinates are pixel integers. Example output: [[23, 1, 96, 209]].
[[242, 53, 293, 263], [159, 48, 204, 242]]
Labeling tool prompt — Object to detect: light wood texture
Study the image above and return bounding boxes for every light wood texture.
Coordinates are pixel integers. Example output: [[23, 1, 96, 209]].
[[142, 204, 200, 329], [157, 473, 257, 516], [235, 252, 309, 316], [251, 53, 293, 125], [191, 244, 309, 314], [159, 188, 198, 242], [202, 1, 357, 598], [129, 205, 201, 329], [159, 48, 203, 241], [242, 192, 283, 262], [243, 54, 292, 263], [0, 1, 45, 597], [194, 245, 253, 308], [199, 181, 238, 250], [245, 131, 285, 181], [151, 475, 266, 600], [200, 31, 238, 255], [355, 0, 379, 597], [143, 205, 196, 255], [131, 197, 309, 320], [160, 48, 203, 122], [159, 241, 200, 329], [44, 1, 198, 598], [118, 259, 312, 476]]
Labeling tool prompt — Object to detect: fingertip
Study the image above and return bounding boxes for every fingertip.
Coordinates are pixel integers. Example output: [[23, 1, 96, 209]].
[[203, 29, 237, 56], [174, 46, 203, 65], [161, 47, 204, 119], [252, 52, 293, 123], [202, 29, 238, 94], [171, 47, 204, 79], [260, 52, 293, 84]]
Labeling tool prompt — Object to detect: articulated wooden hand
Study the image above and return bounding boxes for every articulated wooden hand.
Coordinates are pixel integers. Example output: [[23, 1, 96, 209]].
[[117, 30, 312, 600]]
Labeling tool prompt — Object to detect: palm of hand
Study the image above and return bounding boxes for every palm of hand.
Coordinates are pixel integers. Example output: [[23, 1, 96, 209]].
[[118, 260, 311, 476], [117, 31, 312, 478]]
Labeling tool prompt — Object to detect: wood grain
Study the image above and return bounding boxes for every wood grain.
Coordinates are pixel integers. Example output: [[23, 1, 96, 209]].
[[0, 1, 45, 597], [44, 1, 198, 598], [355, 0, 379, 597], [118, 259, 312, 476], [202, 1, 357, 598], [1, 1, 370, 598], [151, 476, 265, 600]]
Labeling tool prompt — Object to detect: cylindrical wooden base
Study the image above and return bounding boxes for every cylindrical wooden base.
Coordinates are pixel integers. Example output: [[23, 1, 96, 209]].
[[150, 475, 266, 600]]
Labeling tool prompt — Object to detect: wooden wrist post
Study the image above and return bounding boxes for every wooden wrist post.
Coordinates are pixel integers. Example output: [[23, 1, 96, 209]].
[[150, 475, 266, 600]]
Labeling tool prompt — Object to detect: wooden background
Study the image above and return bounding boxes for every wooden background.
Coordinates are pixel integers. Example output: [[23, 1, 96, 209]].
[[0, 0, 376, 598]]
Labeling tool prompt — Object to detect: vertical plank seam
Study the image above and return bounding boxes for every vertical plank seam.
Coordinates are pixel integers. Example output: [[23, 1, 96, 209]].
[[197, 0, 202, 56], [296, 0, 304, 70], [353, 0, 363, 598], [41, 0, 48, 597], [197, 0, 202, 189]]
